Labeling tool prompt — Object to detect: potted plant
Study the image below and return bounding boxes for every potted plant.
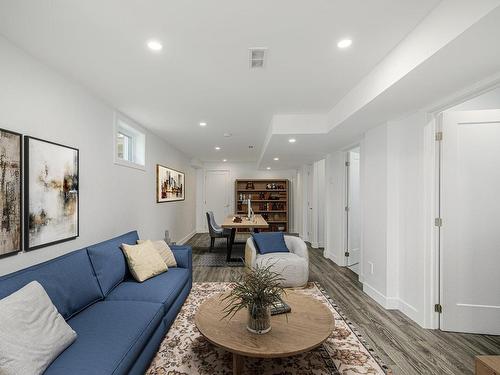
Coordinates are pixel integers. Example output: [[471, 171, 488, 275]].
[[222, 264, 286, 334]]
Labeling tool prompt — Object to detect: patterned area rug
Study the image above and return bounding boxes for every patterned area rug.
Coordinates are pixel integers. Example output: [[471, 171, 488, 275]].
[[146, 282, 390, 374]]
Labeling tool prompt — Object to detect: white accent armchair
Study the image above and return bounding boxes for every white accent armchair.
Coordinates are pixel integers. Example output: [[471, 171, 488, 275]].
[[245, 235, 309, 288]]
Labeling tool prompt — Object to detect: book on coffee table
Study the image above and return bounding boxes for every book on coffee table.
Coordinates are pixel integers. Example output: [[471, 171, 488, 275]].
[[271, 299, 291, 315]]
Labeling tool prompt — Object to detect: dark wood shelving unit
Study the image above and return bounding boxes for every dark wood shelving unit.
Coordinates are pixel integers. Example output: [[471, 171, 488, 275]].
[[235, 179, 289, 232]]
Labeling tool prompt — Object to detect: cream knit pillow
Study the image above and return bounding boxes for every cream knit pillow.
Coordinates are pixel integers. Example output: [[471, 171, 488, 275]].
[[137, 239, 177, 267], [121, 241, 168, 282]]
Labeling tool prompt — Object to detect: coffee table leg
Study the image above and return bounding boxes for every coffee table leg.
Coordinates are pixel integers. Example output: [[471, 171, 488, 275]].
[[233, 353, 244, 375]]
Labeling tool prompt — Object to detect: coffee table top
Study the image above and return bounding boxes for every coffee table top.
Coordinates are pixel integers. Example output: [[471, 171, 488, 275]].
[[195, 290, 335, 359]]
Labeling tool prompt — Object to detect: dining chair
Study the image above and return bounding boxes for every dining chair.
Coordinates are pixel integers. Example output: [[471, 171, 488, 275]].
[[206, 211, 231, 252]]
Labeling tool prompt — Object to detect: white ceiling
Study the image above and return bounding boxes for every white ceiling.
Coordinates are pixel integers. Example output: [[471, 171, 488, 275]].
[[0, 0, 440, 162], [258, 2, 500, 169]]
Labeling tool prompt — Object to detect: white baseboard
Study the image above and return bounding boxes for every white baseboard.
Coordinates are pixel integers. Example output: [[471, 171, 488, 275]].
[[363, 283, 390, 308], [362, 283, 398, 310], [363, 283, 424, 326], [176, 230, 196, 245], [323, 250, 341, 266], [398, 298, 421, 325]]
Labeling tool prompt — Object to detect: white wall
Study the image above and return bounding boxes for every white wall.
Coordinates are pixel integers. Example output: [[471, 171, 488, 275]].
[[196, 162, 298, 232], [361, 124, 389, 303], [0, 36, 196, 276], [325, 112, 435, 327]]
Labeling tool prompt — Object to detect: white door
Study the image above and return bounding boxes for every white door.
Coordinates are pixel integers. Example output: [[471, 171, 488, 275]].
[[204, 170, 230, 230], [441, 109, 500, 335], [346, 149, 361, 273]]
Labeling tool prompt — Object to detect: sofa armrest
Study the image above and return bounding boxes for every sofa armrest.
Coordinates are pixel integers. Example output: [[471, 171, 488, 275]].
[[244, 238, 258, 267], [284, 236, 309, 262], [170, 245, 192, 271]]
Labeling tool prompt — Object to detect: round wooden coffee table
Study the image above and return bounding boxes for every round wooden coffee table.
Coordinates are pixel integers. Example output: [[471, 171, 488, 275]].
[[195, 290, 335, 375]]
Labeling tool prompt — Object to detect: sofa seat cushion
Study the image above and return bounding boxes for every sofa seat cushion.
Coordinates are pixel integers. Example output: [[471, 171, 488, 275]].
[[255, 252, 308, 287], [106, 268, 190, 311], [44, 300, 164, 375]]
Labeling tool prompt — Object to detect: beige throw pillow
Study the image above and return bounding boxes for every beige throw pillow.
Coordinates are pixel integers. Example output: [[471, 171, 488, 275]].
[[121, 241, 168, 282], [137, 239, 177, 267]]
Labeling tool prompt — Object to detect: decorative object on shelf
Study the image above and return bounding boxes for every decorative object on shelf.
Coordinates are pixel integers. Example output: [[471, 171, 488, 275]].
[[245, 181, 254, 190], [236, 179, 289, 232], [25, 137, 79, 251], [222, 263, 286, 334], [0, 128, 22, 257], [157, 164, 185, 202], [232, 216, 242, 223]]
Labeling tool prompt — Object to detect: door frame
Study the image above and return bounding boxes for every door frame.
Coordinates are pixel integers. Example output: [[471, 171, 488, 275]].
[[203, 169, 230, 231], [344, 145, 361, 272]]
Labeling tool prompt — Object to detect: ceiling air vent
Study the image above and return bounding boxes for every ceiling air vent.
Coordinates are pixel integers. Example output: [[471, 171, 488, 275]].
[[249, 48, 267, 68]]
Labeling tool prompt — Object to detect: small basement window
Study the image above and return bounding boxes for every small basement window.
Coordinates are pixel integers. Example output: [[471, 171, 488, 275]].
[[114, 112, 146, 170]]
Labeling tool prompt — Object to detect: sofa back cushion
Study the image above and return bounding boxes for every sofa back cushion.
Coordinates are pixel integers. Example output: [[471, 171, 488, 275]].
[[0, 249, 102, 320], [86, 231, 139, 296]]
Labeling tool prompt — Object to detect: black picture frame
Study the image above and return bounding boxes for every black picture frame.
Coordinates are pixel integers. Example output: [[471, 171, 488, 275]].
[[156, 164, 185, 203], [0, 128, 22, 258], [24, 136, 79, 251]]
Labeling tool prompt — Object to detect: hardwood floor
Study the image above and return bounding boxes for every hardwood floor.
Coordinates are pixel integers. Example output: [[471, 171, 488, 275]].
[[187, 233, 500, 375]]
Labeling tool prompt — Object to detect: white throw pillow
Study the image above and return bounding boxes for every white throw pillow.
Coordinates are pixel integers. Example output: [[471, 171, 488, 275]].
[[0, 281, 77, 375], [137, 239, 177, 267]]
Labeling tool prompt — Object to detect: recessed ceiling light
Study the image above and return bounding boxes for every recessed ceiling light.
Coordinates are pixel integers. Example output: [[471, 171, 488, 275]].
[[223, 159, 227, 162], [147, 40, 163, 51], [337, 39, 352, 49], [199, 122, 207, 127], [288, 138, 296, 143], [223, 132, 232, 138], [273, 157, 279, 161], [266, 167, 271, 170], [215, 146, 221, 150]]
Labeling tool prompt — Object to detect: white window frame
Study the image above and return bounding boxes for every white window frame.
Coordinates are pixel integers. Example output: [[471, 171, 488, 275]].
[[113, 112, 146, 170]]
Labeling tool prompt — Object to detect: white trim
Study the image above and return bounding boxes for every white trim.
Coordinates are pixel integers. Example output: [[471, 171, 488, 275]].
[[363, 283, 423, 324], [363, 283, 393, 309], [176, 230, 196, 245], [399, 298, 422, 325], [323, 250, 341, 265], [425, 72, 500, 115]]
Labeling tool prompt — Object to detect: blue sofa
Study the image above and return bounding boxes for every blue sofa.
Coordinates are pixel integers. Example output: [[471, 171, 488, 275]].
[[0, 231, 192, 375]]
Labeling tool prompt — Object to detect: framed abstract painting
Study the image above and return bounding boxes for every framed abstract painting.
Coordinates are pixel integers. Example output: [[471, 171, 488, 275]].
[[157, 164, 185, 202], [0, 128, 22, 258], [25, 137, 79, 251]]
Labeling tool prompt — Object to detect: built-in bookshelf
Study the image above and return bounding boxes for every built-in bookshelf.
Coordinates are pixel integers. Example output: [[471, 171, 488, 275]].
[[235, 179, 289, 232]]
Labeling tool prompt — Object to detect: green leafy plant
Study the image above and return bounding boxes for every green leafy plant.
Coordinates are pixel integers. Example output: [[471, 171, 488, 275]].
[[222, 263, 286, 320]]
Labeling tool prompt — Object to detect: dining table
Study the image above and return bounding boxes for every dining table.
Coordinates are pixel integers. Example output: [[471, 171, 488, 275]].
[[220, 214, 269, 262]]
